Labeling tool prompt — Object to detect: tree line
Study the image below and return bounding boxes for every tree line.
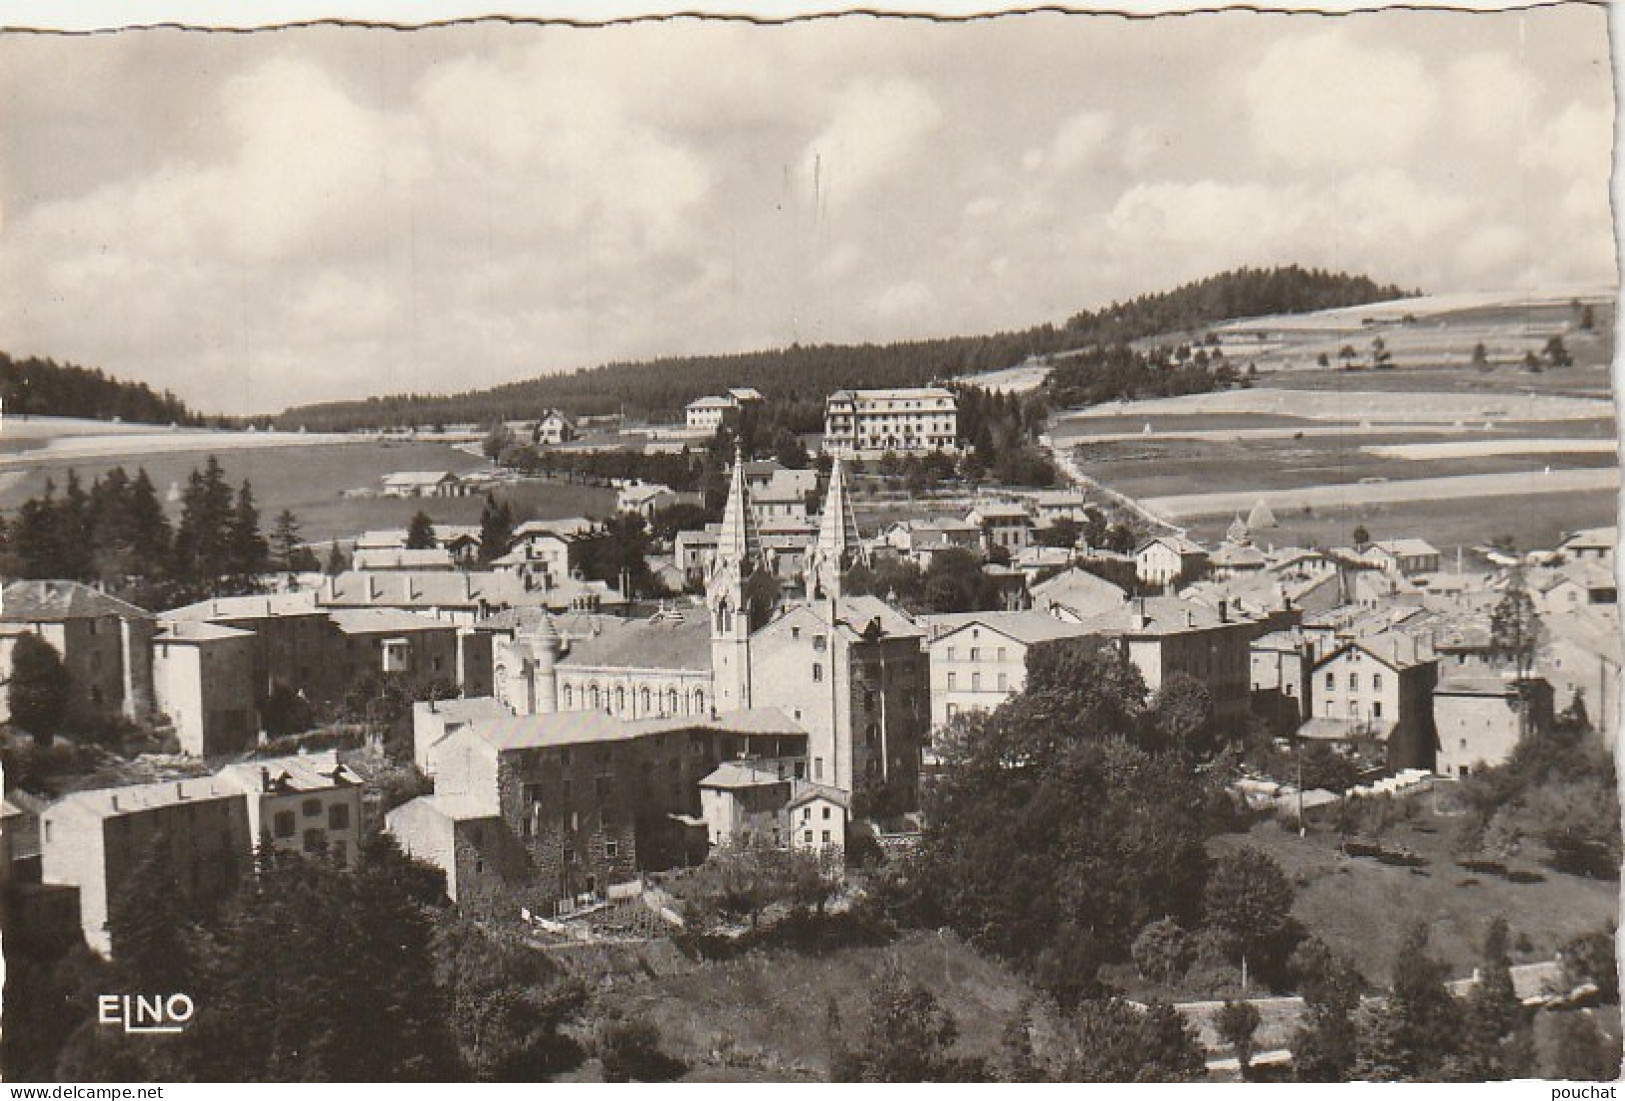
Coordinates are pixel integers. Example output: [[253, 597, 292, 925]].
[[0, 352, 200, 425], [0, 456, 312, 610], [272, 266, 1416, 431]]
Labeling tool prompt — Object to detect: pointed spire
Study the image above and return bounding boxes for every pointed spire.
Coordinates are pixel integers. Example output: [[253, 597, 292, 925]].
[[714, 444, 761, 573], [806, 457, 862, 599]]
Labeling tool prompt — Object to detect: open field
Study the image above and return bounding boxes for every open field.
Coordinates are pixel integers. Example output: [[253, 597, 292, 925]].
[[1210, 801, 1618, 986], [594, 929, 1032, 1080], [1055, 385, 1611, 427], [1258, 362, 1615, 402], [1176, 488, 1619, 557], [0, 439, 616, 544], [0, 414, 353, 459]]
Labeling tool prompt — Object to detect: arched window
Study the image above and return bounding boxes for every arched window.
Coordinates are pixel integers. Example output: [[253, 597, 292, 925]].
[[666, 688, 679, 715], [589, 683, 601, 709], [563, 683, 573, 708], [693, 688, 706, 714], [615, 686, 626, 713], [640, 687, 651, 714]]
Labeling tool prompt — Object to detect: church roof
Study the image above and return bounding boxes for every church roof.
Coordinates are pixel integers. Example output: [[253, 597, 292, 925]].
[[557, 611, 712, 672], [714, 448, 762, 571]]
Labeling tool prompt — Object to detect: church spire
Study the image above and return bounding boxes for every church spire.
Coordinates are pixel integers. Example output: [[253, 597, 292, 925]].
[[806, 456, 861, 599], [713, 444, 761, 576]]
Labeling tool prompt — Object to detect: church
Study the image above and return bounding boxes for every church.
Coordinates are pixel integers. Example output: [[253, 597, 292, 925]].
[[489, 452, 929, 813]]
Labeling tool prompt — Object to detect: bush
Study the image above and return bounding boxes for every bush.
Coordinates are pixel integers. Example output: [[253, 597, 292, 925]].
[[1132, 918, 1193, 986], [597, 1015, 685, 1083]]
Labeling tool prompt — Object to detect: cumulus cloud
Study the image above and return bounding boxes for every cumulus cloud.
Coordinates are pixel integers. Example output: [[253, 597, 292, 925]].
[[800, 77, 944, 199]]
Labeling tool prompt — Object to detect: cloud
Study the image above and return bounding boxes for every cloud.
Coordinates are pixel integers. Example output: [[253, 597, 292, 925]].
[[800, 77, 944, 199], [1026, 109, 1113, 173], [1244, 30, 1439, 171]]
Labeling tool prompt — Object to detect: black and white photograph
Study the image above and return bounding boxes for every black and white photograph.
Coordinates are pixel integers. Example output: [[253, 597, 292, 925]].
[[0, 0, 1618, 1085]]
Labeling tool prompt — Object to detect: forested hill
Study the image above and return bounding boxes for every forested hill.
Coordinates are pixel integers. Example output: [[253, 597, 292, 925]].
[[1, 352, 200, 426], [274, 265, 1418, 431]]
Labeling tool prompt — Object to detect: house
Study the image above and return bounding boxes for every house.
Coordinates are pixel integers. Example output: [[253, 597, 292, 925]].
[[217, 751, 365, 867], [1433, 673, 1553, 778], [616, 481, 678, 519], [1022, 489, 1094, 525], [533, 410, 579, 446], [743, 460, 818, 499], [413, 696, 515, 775], [327, 608, 463, 689], [698, 760, 798, 848], [380, 471, 464, 499], [1559, 526, 1616, 563], [787, 785, 848, 858], [685, 395, 740, 432], [675, 526, 721, 582], [1135, 535, 1210, 590], [1207, 542, 1269, 580], [882, 517, 983, 569], [41, 777, 252, 955], [151, 621, 259, 757], [0, 580, 156, 727], [1532, 564, 1618, 615], [966, 501, 1034, 556], [1061, 596, 1255, 724], [1367, 539, 1443, 577], [922, 611, 1099, 727], [1303, 631, 1439, 770], [1536, 607, 1621, 742], [316, 567, 624, 627], [822, 387, 959, 457], [1031, 567, 1130, 621], [386, 708, 806, 909]]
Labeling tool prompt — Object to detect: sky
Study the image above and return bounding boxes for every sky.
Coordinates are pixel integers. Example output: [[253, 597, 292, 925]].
[[0, 5, 1615, 415]]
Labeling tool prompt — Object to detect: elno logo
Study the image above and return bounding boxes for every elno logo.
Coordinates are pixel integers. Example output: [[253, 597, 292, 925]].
[[98, 993, 195, 1035]]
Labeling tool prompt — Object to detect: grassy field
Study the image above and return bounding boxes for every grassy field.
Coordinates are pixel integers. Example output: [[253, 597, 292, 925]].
[[591, 928, 1033, 1081], [0, 439, 617, 543], [1176, 487, 1618, 556], [1209, 804, 1618, 987], [1259, 362, 1615, 402]]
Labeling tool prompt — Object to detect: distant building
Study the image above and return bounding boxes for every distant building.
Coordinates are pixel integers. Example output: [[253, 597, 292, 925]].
[[386, 708, 806, 909], [1433, 673, 1553, 778], [616, 482, 679, 519], [822, 387, 958, 457], [921, 610, 1099, 727], [534, 410, 579, 446], [41, 777, 251, 955], [698, 760, 798, 848], [1031, 567, 1129, 621], [787, 786, 848, 857], [1303, 631, 1439, 770], [881, 517, 983, 569], [218, 751, 365, 867], [966, 502, 1034, 557], [0, 580, 156, 726], [1559, 526, 1616, 563], [1366, 539, 1443, 577], [1135, 535, 1210, 590], [151, 621, 258, 757], [380, 471, 465, 498], [353, 547, 458, 572]]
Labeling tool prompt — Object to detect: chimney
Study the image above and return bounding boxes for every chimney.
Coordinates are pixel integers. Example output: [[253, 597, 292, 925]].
[[260, 766, 271, 793], [110, 794, 120, 812], [1185, 609, 1194, 628], [464, 573, 474, 600], [367, 575, 379, 601], [175, 781, 187, 800], [324, 573, 336, 601], [1218, 599, 1229, 623]]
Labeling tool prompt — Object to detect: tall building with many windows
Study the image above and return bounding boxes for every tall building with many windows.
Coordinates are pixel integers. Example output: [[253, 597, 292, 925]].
[[822, 387, 958, 457]]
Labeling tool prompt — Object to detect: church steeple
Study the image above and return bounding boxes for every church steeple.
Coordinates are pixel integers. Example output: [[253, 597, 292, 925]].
[[707, 445, 758, 712], [806, 457, 861, 600]]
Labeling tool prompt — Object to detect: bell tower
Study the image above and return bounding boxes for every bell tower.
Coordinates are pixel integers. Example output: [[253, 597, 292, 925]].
[[707, 447, 761, 712], [804, 456, 861, 601]]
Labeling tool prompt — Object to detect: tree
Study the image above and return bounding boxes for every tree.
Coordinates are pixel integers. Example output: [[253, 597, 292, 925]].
[[1216, 999, 1262, 1078], [1202, 846, 1300, 988], [174, 456, 235, 591], [1559, 929, 1618, 1002], [1451, 916, 1532, 1080], [1132, 917, 1193, 986], [1472, 342, 1490, 370], [9, 633, 70, 746], [1148, 672, 1217, 758], [1544, 335, 1574, 368], [1355, 921, 1463, 1081], [833, 964, 974, 1082], [1546, 1014, 1619, 1080], [483, 421, 515, 462], [405, 511, 437, 551], [1063, 999, 1205, 1082], [260, 684, 313, 739], [1289, 937, 1363, 1082], [1351, 524, 1371, 548], [1371, 336, 1393, 369], [270, 510, 303, 572], [1489, 570, 1542, 739], [477, 494, 515, 563], [597, 1014, 684, 1083], [433, 917, 586, 1080]]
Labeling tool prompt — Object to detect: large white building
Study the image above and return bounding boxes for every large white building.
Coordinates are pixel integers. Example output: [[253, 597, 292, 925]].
[[822, 387, 958, 457]]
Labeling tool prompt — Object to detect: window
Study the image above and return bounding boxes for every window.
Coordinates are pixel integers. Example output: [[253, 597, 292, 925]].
[[1348, 673, 1358, 691], [274, 811, 295, 838], [814, 757, 824, 781], [328, 803, 349, 830], [1373, 701, 1383, 718], [971, 672, 981, 691], [822, 830, 831, 843], [997, 647, 1007, 662], [946, 646, 956, 662], [946, 704, 957, 719], [970, 647, 980, 661], [1325, 672, 1334, 691], [302, 798, 322, 817], [947, 672, 957, 690], [1373, 673, 1383, 691], [997, 672, 1008, 692], [303, 829, 325, 854], [813, 635, 827, 652], [605, 840, 619, 859], [563, 684, 574, 707], [812, 663, 823, 683], [641, 687, 651, 713], [822, 806, 831, 820], [615, 686, 626, 712], [803, 807, 811, 821], [792, 626, 801, 640]]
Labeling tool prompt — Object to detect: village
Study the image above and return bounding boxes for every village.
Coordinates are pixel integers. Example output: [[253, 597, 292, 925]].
[[0, 374, 1618, 1080]]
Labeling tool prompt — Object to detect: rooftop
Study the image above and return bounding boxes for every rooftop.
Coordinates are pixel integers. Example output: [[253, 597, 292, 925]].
[[558, 611, 712, 671], [699, 761, 793, 790], [155, 620, 255, 643], [2, 580, 152, 622], [327, 607, 456, 636], [218, 750, 362, 794], [924, 610, 1099, 647], [460, 706, 805, 752], [46, 776, 240, 821]]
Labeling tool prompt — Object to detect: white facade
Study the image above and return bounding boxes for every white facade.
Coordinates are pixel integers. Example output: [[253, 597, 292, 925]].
[[823, 387, 958, 456]]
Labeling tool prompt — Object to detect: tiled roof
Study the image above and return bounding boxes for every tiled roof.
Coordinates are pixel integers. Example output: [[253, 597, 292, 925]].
[[164, 592, 322, 621], [558, 612, 711, 671], [924, 610, 1098, 647], [699, 761, 792, 790], [327, 608, 456, 635], [46, 776, 240, 820], [217, 750, 362, 794], [156, 621, 255, 643], [2, 580, 152, 622], [461, 707, 805, 752]]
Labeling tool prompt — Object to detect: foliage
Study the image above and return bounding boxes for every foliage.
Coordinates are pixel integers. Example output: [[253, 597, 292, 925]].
[[596, 1014, 686, 1083], [433, 917, 587, 1081], [1559, 929, 1619, 1002], [1148, 672, 1218, 757], [1545, 1014, 1621, 1080], [1354, 921, 1463, 1080], [1132, 917, 1193, 986], [573, 513, 654, 595], [1202, 846, 1302, 988], [0, 351, 199, 423], [405, 510, 437, 550], [1289, 937, 1364, 1082], [477, 493, 515, 563], [1216, 999, 1262, 1077], [1060, 998, 1206, 1082], [261, 683, 315, 739], [8, 632, 70, 745], [672, 838, 841, 932], [1299, 741, 1359, 793], [828, 963, 978, 1082], [910, 640, 1210, 983]]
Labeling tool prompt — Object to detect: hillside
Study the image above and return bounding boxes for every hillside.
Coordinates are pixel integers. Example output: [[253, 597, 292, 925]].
[[0, 352, 200, 426], [271, 266, 1417, 431]]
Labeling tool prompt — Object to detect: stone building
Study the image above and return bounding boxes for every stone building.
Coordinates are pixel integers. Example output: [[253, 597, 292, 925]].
[[0, 580, 156, 726]]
